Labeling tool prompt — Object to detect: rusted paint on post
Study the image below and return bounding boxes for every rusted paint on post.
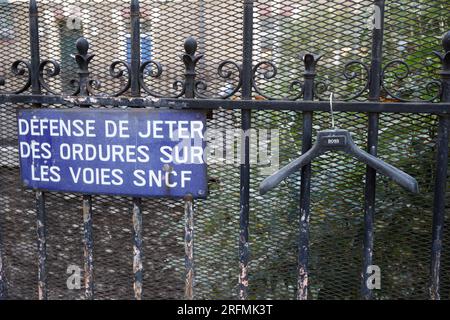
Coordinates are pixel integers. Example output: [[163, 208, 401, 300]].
[[297, 205, 310, 300], [362, 0, 385, 300], [130, 0, 144, 300], [0, 230, 7, 299], [297, 265, 308, 300], [429, 30, 450, 300], [238, 189, 250, 299], [132, 198, 143, 300], [83, 195, 94, 299], [36, 190, 47, 300], [184, 194, 195, 300], [239, 0, 253, 300], [29, 0, 48, 300], [430, 117, 449, 300], [297, 53, 321, 300], [71, 34, 97, 300], [180, 29, 201, 300]]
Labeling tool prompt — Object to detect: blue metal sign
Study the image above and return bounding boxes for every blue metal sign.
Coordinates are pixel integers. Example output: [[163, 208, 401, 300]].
[[17, 108, 207, 198]]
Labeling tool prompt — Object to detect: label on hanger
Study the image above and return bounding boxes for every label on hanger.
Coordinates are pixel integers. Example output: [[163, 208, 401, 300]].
[[320, 135, 347, 148]]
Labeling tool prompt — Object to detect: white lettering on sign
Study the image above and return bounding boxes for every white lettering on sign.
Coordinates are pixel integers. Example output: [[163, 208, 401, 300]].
[[19, 141, 52, 159], [159, 146, 205, 164], [31, 165, 61, 182], [18, 118, 96, 137], [17, 111, 207, 198], [138, 120, 204, 139], [132, 169, 192, 188], [18, 118, 204, 140], [105, 120, 130, 138]]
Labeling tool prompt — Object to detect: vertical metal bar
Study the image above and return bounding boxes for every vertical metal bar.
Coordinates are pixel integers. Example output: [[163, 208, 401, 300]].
[[29, 0, 41, 95], [198, 0, 206, 73], [73, 37, 95, 299], [182, 38, 196, 296], [82, 195, 94, 299], [130, 0, 143, 300], [362, 0, 385, 300], [184, 194, 195, 299], [29, 0, 47, 300], [297, 53, 321, 300], [238, 0, 253, 300], [181, 33, 202, 299], [130, 0, 141, 97], [429, 31, 450, 300]]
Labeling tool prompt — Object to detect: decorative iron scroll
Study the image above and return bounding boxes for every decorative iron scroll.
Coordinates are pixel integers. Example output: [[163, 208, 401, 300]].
[[38, 59, 60, 95], [38, 38, 101, 96], [313, 60, 371, 101], [381, 59, 442, 102], [109, 60, 131, 97], [0, 36, 242, 100], [251, 55, 442, 102], [0, 60, 32, 94], [251, 60, 303, 101], [0, 36, 445, 103], [194, 60, 243, 99]]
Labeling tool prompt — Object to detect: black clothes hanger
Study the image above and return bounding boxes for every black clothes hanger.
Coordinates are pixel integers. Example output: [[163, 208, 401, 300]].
[[260, 94, 419, 195], [260, 128, 419, 195]]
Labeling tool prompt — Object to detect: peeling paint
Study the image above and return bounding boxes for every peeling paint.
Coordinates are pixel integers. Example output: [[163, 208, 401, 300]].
[[132, 198, 143, 300], [0, 240, 7, 299], [184, 195, 194, 300], [36, 190, 47, 300], [239, 260, 249, 300], [82, 195, 94, 300], [297, 266, 308, 300]]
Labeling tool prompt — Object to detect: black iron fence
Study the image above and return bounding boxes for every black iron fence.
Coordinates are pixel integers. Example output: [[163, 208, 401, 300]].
[[0, 0, 449, 300]]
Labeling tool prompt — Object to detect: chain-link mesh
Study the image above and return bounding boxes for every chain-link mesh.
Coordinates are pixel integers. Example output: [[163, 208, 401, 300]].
[[0, 0, 449, 300]]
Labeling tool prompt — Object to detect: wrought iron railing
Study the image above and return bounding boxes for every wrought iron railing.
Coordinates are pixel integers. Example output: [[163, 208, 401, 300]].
[[0, 0, 449, 300]]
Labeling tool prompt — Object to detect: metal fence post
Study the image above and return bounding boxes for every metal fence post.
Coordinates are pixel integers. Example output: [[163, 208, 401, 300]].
[[182, 36, 202, 299], [29, 0, 48, 300], [130, 0, 144, 301], [73, 37, 96, 299], [362, 0, 385, 300], [239, 0, 253, 300], [429, 30, 450, 300], [297, 53, 321, 300]]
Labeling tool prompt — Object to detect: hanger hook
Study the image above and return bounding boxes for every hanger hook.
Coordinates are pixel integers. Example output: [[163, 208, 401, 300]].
[[330, 92, 335, 130]]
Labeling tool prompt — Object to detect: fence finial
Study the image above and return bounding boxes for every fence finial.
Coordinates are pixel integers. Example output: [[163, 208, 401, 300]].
[[75, 37, 91, 61], [182, 37, 203, 98], [434, 31, 450, 69], [184, 36, 197, 56], [302, 53, 323, 77], [74, 37, 98, 96], [441, 31, 450, 71]]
